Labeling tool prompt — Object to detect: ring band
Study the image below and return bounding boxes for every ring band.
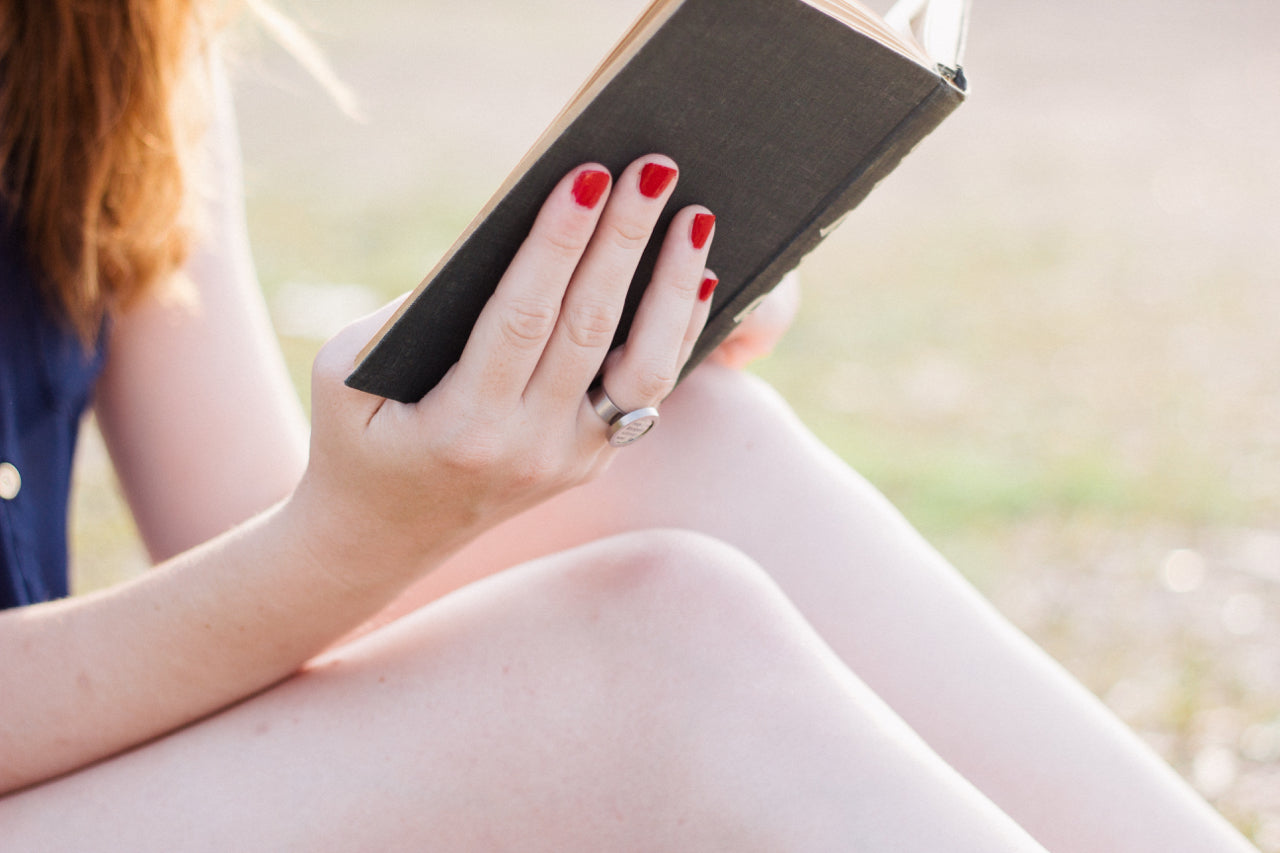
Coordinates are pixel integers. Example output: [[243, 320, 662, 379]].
[[588, 381, 660, 447]]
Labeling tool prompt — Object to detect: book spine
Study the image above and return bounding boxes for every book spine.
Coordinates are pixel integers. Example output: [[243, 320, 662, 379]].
[[684, 77, 965, 376]]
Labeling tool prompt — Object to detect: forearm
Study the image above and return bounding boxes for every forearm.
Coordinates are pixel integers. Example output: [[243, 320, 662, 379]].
[[0, 498, 417, 794]]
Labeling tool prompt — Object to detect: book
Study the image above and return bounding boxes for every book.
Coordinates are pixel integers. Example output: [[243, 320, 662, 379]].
[[346, 0, 970, 403]]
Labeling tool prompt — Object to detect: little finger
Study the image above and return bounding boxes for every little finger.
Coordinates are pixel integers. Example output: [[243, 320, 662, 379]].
[[676, 270, 718, 368]]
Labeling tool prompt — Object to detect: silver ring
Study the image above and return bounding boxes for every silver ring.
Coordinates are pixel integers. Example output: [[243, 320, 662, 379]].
[[588, 381, 659, 447]]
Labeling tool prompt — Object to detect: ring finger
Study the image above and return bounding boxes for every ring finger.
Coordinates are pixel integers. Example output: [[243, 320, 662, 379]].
[[597, 204, 716, 415], [578, 206, 716, 450]]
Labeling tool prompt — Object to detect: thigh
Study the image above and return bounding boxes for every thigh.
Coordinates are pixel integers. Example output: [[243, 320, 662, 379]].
[[359, 365, 1248, 853], [0, 530, 1044, 853], [0, 532, 730, 851]]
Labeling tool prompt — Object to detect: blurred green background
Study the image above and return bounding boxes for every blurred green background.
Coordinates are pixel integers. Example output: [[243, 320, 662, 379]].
[[69, 0, 1280, 843]]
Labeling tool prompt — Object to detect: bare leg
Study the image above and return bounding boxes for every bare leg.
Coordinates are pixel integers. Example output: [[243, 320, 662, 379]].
[[376, 366, 1256, 853], [1, 531, 1042, 852]]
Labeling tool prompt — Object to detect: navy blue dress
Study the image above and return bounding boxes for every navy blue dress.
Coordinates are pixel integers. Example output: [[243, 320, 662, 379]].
[[0, 219, 107, 609]]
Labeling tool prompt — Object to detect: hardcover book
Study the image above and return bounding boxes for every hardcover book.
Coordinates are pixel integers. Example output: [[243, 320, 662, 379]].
[[346, 0, 971, 402]]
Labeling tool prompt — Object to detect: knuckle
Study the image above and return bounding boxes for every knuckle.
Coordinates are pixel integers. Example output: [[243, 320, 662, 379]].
[[605, 218, 653, 252], [630, 360, 678, 403], [309, 354, 340, 397], [440, 435, 508, 479], [498, 297, 559, 348], [669, 270, 702, 300], [510, 448, 568, 491], [311, 336, 348, 387], [425, 410, 506, 471], [539, 225, 591, 262], [563, 297, 619, 349], [309, 343, 359, 413]]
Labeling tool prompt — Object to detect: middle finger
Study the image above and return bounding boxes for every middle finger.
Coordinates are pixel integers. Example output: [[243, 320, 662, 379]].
[[527, 155, 681, 404]]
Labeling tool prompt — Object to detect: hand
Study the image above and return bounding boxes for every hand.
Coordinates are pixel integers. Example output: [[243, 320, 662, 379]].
[[706, 270, 800, 369], [293, 156, 716, 588]]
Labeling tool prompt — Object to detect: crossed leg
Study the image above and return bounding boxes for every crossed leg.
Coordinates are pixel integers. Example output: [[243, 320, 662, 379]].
[[0, 367, 1253, 850], [369, 364, 1257, 853], [0, 531, 1043, 851]]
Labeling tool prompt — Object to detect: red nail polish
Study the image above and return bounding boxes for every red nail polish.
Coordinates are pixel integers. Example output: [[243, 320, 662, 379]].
[[572, 169, 610, 208], [691, 213, 716, 249], [698, 274, 719, 302], [638, 162, 677, 198]]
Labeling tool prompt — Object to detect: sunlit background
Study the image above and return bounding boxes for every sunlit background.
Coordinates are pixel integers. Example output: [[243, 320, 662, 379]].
[[70, 0, 1280, 843]]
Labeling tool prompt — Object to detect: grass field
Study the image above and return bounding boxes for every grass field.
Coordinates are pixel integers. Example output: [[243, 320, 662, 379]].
[[69, 0, 1280, 844]]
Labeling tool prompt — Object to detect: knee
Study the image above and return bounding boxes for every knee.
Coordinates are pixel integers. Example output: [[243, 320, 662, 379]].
[[557, 528, 792, 634], [320, 531, 834, 837], [542, 529, 816, 691], [536, 532, 847, 825]]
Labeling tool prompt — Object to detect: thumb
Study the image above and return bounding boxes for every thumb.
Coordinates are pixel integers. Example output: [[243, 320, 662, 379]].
[[310, 294, 411, 419]]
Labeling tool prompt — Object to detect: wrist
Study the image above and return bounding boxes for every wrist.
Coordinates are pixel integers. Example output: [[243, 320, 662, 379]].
[[276, 474, 440, 606], [276, 473, 412, 601]]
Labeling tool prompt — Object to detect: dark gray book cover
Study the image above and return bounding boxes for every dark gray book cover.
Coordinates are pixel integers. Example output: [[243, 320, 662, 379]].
[[347, 0, 967, 402]]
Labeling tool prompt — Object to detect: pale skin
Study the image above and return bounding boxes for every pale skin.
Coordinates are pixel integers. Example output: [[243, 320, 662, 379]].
[[0, 58, 1259, 852]]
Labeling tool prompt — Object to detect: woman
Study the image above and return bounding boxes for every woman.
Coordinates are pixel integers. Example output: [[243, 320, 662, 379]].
[[0, 2, 1259, 850]]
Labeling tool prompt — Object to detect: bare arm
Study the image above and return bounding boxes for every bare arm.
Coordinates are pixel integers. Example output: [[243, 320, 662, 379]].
[[94, 57, 309, 562], [0, 477, 400, 793], [0, 62, 715, 791]]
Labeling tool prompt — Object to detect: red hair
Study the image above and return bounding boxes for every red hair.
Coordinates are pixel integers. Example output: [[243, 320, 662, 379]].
[[0, 0, 204, 340]]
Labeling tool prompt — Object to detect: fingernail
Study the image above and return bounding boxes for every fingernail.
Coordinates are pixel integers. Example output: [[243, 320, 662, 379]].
[[572, 169, 611, 208], [698, 273, 719, 302], [638, 162, 677, 198], [691, 213, 716, 249]]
